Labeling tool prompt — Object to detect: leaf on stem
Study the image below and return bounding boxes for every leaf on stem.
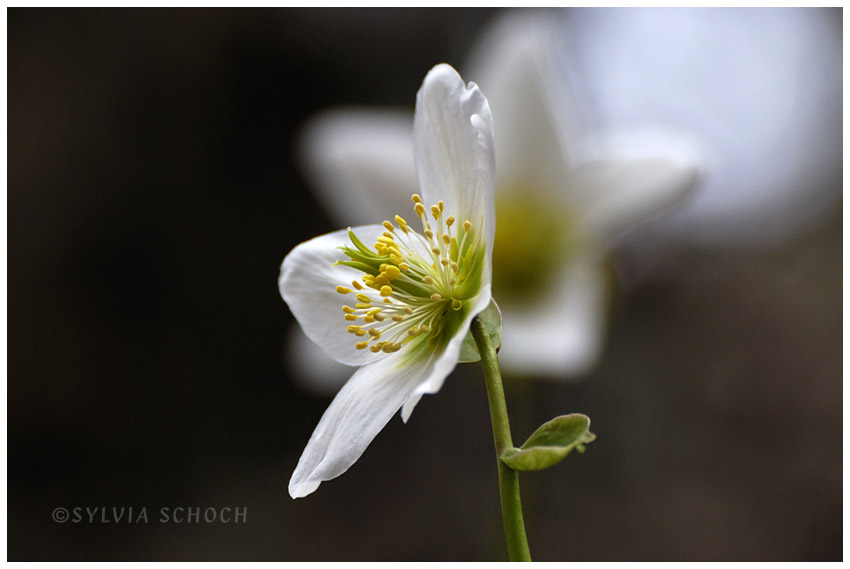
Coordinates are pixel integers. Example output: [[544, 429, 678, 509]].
[[500, 414, 596, 471]]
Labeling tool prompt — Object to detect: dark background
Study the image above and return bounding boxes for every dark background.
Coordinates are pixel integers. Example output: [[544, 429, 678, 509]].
[[8, 8, 842, 561]]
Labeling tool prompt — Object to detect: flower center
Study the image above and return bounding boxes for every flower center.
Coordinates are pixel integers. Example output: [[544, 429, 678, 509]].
[[334, 194, 480, 354], [491, 189, 578, 305]]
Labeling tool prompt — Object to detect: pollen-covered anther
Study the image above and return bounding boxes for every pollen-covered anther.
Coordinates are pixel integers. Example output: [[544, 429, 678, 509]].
[[336, 286, 351, 295], [446, 216, 455, 227], [451, 262, 459, 273], [440, 258, 449, 267], [394, 215, 409, 234], [342, 306, 355, 314], [382, 221, 395, 232], [463, 220, 472, 232], [355, 293, 370, 303], [384, 265, 401, 280], [411, 194, 422, 204], [430, 293, 442, 301], [351, 280, 363, 290], [414, 203, 425, 217], [380, 285, 393, 297], [430, 205, 441, 219], [355, 341, 369, 350], [419, 324, 431, 334]]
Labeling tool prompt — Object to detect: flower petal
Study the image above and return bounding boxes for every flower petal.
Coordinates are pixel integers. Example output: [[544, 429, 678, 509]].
[[497, 252, 608, 377], [570, 151, 700, 239], [465, 10, 581, 194], [413, 64, 496, 261], [297, 109, 417, 226], [278, 224, 391, 367], [288, 349, 440, 498]]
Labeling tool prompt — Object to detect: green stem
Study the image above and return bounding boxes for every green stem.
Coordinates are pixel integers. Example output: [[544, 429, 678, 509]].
[[470, 315, 532, 562]]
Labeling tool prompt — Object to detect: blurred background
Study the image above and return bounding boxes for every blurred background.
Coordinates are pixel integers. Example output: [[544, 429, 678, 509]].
[[8, 8, 842, 561]]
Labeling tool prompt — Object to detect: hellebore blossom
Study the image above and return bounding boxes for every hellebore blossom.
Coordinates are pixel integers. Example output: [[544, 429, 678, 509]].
[[279, 64, 495, 498], [293, 11, 701, 382]]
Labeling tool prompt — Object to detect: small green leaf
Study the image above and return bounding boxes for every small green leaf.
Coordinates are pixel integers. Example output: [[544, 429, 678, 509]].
[[458, 299, 502, 363], [500, 414, 596, 471]]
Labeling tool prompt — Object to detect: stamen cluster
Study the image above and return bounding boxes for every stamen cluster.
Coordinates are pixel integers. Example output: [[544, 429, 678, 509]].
[[335, 194, 475, 354]]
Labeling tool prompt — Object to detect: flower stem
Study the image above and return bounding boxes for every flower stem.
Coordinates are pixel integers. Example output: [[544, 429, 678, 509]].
[[471, 315, 532, 562]]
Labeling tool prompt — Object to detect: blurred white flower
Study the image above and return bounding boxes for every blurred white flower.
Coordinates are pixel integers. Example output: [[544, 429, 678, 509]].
[[291, 10, 701, 386], [280, 65, 495, 498]]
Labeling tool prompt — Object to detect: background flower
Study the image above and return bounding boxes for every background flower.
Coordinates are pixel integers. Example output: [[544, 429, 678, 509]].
[[293, 11, 702, 383]]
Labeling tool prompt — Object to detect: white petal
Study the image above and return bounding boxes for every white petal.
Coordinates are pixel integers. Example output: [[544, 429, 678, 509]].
[[465, 9, 581, 193], [285, 324, 352, 396], [413, 64, 496, 259], [498, 253, 607, 377], [569, 151, 700, 240], [297, 109, 418, 226], [278, 225, 390, 367], [288, 349, 438, 498]]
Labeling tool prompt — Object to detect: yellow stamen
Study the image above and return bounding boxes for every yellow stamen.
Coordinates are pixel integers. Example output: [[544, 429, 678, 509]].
[[336, 286, 351, 294]]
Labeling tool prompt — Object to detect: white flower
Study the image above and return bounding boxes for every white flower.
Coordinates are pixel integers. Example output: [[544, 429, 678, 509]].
[[279, 64, 495, 498], [294, 11, 700, 380]]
